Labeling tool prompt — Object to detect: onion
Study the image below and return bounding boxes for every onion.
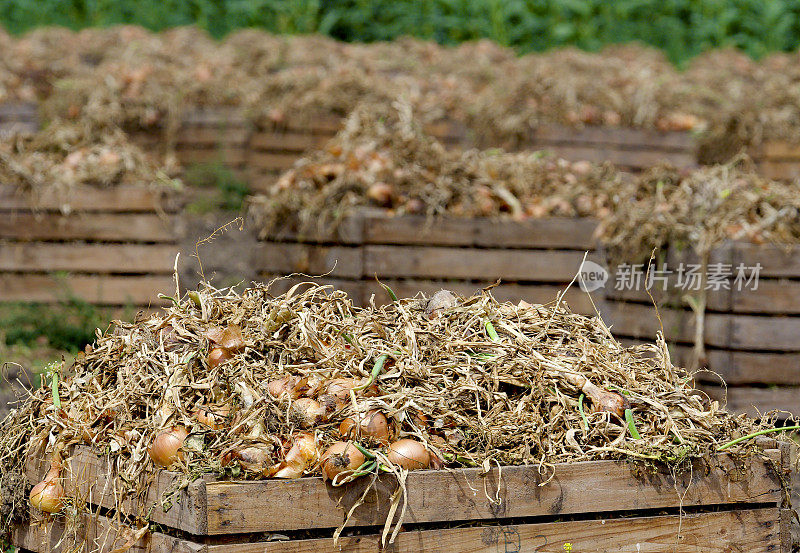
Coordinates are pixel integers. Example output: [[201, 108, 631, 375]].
[[290, 398, 326, 428], [29, 462, 64, 514], [194, 406, 230, 430], [204, 325, 245, 351], [320, 441, 366, 482], [267, 376, 308, 399], [149, 426, 189, 467], [221, 445, 271, 474], [387, 439, 430, 470], [274, 433, 318, 478], [339, 410, 390, 445], [208, 347, 234, 368], [367, 182, 394, 207], [425, 290, 458, 319]]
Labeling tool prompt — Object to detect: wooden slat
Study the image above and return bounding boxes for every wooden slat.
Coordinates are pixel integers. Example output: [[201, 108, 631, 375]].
[[202, 453, 780, 534], [757, 160, 800, 180], [729, 314, 800, 351], [760, 141, 800, 159], [360, 279, 599, 315], [247, 151, 301, 171], [0, 185, 181, 213], [14, 508, 784, 553], [0, 243, 177, 273], [250, 132, 328, 152], [0, 213, 177, 242], [175, 148, 248, 166], [364, 245, 597, 282], [731, 279, 800, 313], [264, 215, 364, 245], [363, 213, 598, 249], [175, 127, 251, 146], [700, 385, 800, 417], [281, 116, 342, 135], [0, 101, 38, 118], [208, 509, 782, 553], [732, 242, 800, 277], [532, 125, 697, 151], [605, 284, 731, 312], [531, 144, 697, 169], [257, 243, 362, 279], [24, 447, 782, 537], [0, 274, 173, 305], [181, 108, 248, 127]]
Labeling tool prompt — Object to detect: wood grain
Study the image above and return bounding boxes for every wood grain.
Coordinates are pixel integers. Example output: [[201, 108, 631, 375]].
[[531, 125, 697, 151], [257, 243, 362, 279], [529, 144, 696, 169], [0, 274, 174, 305], [250, 131, 328, 152], [0, 212, 177, 242], [700, 385, 800, 417], [0, 185, 181, 212], [0, 243, 178, 273]]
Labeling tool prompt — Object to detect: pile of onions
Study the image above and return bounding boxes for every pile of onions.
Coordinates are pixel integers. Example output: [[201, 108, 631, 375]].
[[149, 426, 189, 467], [221, 445, 272, 475], [205, 325, 245, 368], [271, 433, 319, 478], [29, 459, 64, 514]]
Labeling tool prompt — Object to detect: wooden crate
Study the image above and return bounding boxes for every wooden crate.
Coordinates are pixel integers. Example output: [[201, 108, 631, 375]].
[[752, 141, 800, 181], [0, 102, 39, 138], [0, 184, 182, 307], [523, 125, 699, 171], [258, 212, 602, 315], [603, 242, 800, 417], [12, 441, 792, 553]]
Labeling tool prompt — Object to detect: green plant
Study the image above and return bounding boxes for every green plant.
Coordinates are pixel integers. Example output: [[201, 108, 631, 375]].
[[3, 0, 800, 64], [184, 162, 249, 211], [0, 294, 118, 354]]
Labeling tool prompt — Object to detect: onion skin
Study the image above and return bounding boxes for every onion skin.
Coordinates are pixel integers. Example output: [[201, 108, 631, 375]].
[[221, 445, 271, 474], [29, 463, 64, 514], [321, 441, 366, 482], [149, 426, 189, 467], [291, 398, 326, 428], [194, 407, 229, 430], [204, 325, 245, 351], [274, 433, 319, 479], [367, 182, 394, 207], [339, 410, 390, 445], [208, 347, 234, 368], [387, 439, 431, 470]]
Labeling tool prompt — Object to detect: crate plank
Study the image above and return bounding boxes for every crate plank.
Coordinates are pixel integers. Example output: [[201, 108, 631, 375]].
[[532, 144, 696, 169], [0, 185, 181, 213], [257, 243, 362, 279], [25, 447, 781, 537], [363, 214, 598, 249], [364, 246, 596, 282], [176, 148, 248, 166], [731, 279, 800, 313], [0, 274, 174, 305], [248, 151, 301, 171], [15, 508, 783, 553], [759, 160, 800, 181], [264, 215, 364, 245], [250, 132, 328, 152], [732, 242, 800, 277], [208, 509, 781, 553], [0, 243, 177, 273], [730, 314, 800, 351], [532, 125, 697, 151], [360, 279, 599, 315], [760, 141, 800, 159], [0, 213, 177, 242], [202, 453, 780, 534], [700, 385, 800, 417], [181, 108, 248, 127], [176, 127, 251, 146]]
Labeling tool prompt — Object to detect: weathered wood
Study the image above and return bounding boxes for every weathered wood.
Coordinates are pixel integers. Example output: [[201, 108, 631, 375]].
[[250, 131, 328, 152], [531, 125, 697, 151], [0, 243, 178, 273], [24, 447, 782, 537], [759, 160, 800, 181], [0, 212, 177, 242], [0, 274, 174, 305], [259, 274, 364, 304], [760, 141, 800, 159], [0, 185, 182, 212], [729, 314, 800, 351], [700, 385, 800, 417], [247, 151, 301, 171], [265, 215, 364, 245], [529, 144, 697, 169], [181, 108, 248, 127], [363, 213, 598, 249], [605, 283, 731, 312], [176, 148, 248, 166], [257, 243, 362, 279], [202, 454, 780, 534], [175, 127, 251, 146], [730, 278, 800, 313], [15, 508, 784, 553], [364, 245, 597, 282], [361, 279, 599, 315], [732, 242, 800, 277], [0, 101, 38, 118], [207, 509, 781, 553]]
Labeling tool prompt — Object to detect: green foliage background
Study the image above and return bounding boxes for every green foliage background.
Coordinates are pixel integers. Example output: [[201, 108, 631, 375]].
[[1, 0, 799, 64]]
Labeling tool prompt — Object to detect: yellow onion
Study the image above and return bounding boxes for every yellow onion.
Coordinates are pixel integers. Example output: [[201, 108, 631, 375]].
[[273, 433, 319, 478], [204, 325, 245, 351], [208, 347, 234, 368], [194, 406, 230, 430], [149, 426, 189, 467], [221, 445, 271, 474], [387, 439, 430, 470], [320, 441, 366, 483], [290, 397, 326, 428], [267, 376, 308, 399], [29, 462, 64, 514], [366, 182, 394, 207], [339, 410, 390, 445]]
